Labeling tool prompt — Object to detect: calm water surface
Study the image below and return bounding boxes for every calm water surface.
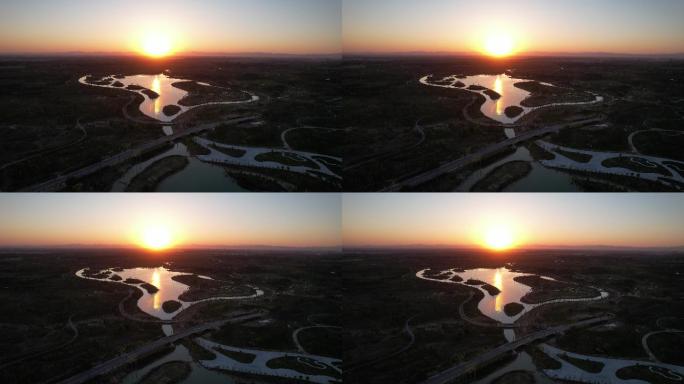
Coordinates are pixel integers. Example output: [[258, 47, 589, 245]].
[[421, 74, 534, 124], [421, 73, 601, 125], [457, 147, 581, 192], [154, 144, 247, 192], [77, 267, 196, 320], [417, 267, 607, 324], [121, 74, 189, 121], [452, 268, 537, 323]]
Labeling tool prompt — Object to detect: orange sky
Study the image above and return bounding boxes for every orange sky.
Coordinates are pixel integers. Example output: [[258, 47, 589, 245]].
[[0, 195, 341, 249], [0, 0, 341, 55], [343, 194, 684, 249], [343, 0, 684, 55]]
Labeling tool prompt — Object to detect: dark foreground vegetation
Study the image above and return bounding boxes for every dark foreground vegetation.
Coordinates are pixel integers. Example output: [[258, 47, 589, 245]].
[[0, 248, 342, 383], [342, 55, 684, 191], [0, 55, 341, 191], [342, 248, 684, 383]]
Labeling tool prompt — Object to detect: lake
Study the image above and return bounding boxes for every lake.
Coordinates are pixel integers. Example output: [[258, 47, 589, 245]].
[[420, 73, 602, 124]]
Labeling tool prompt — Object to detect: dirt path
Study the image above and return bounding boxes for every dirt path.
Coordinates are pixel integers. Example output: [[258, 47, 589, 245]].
[[0, 119, 87, 171], [0, 315, 78, 369]]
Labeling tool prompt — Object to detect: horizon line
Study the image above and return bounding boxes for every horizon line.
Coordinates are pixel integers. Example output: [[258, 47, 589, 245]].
[[0, 51, 342, 59], [0, 243, 681, 252], [0, 244, 342, 251], [343, 243, 684, 252], [342, 50, 684, 58], [3, 50, 684, 60]]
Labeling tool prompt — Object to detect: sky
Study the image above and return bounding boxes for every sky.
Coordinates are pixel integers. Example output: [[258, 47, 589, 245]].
[[0, 194, 341, 248], [0, 0, 341, 55], [343, 194, 684, 249], [343, 0, 684, 54]]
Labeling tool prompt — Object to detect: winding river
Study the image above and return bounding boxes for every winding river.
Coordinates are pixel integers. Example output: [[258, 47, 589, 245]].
[[78, 74, 258, 122], [420, 73, 603, 124], [76, 266, 263, 320], [75, 267, 340, 384], [416, 267, 608, 324]]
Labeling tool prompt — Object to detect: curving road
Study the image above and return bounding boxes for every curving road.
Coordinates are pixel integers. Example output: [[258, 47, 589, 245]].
[[346, 316, 417, 372], [293, 325, 343, 354], [628, 128, 684, 155], [20, 115, 258, 192], [381, 117, 603, 191], [0, 119, 87, 171], [0, 315, 78, 369], [345, 119, 430, 172], [56, 311, 264, 384], [641, 318, 684, 363], [281, 126, 344, 150], [420, 314, 614, 384]]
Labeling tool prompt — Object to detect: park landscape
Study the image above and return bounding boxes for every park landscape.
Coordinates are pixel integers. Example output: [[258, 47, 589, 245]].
[[341, 194, 684, 384], [2, 1, 684, 384], [0, 57, 342, 192], [341, 0, 684, 192], [0, 194, 343, 384], [0, 0, 341, 192], [342, 56, 684, 192], [0, 249, 342, 384], [343, 248, 684, 384]]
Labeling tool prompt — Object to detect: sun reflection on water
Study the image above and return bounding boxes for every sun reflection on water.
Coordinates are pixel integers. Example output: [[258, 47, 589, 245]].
[[152, 75, 162, 115], [152, 268, 161, 309], [494, 268, 504, 312], [494, 75, 504, 116]]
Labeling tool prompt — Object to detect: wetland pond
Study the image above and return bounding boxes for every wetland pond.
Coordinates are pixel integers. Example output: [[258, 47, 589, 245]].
[[111, 143, 248, 192], [420, 74, 602, 124], [79, 74, 257, 122], [76, 266, 262, 320], [417, 267, 607, 323]]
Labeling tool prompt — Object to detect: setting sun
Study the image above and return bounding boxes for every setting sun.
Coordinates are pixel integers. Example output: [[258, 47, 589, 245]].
[[483, 225, 515, 251], [484, 33, 514, 58], [141, 33, 173, 58], [141, 226, 172, 251]]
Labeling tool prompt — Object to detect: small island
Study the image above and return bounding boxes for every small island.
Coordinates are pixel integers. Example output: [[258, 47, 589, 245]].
[[83, 268, 110, 279], [162, 300, 182, 313], [87, 76, 112, 86], [467, 85, 487, 91], [172, 81, 251, 106], [111, 81, 124, 88], [483, 89, 501, 100], [465, 278, 486, 285], [141, 89, 160, 99], [514, 275, 599, 304], [481, 283, 501, 296], [140, 283, 159, 294], [162, 104, 181, 117], [505, 106, 524, 118], [504, 302, 524, 316], [471, 161, 532, 192]]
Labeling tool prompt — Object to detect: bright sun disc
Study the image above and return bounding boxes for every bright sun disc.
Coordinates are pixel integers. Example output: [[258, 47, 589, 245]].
[[484, 34, 514, 57], [142, 33, 172, 58], [142, 226, 172, 251], [484, 225, 515, 251]]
